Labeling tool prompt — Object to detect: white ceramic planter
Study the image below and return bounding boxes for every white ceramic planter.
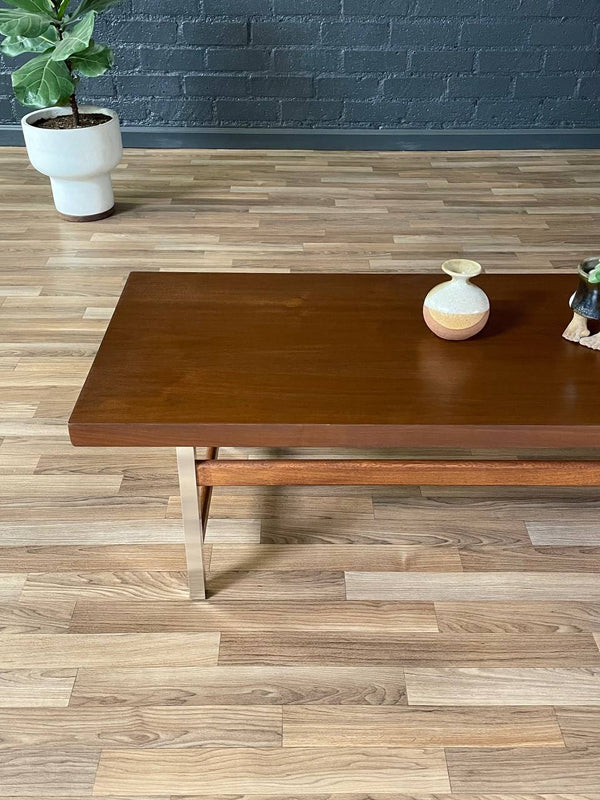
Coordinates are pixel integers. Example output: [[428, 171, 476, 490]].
[[21, 105, 122, 221]]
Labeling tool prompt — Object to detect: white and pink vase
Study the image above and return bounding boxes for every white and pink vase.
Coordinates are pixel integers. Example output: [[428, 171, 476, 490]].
[[423, 259, 490, 341]]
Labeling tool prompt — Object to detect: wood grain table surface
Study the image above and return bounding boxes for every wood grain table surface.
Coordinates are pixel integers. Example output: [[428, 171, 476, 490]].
[[69, 271, 599, 448]]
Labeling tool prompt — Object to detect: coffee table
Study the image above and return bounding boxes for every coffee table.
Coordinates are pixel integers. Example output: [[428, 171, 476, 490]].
[[69, 272, 600, 599]]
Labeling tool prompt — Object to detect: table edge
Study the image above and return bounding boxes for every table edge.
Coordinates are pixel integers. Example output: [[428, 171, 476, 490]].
[[67, 421, 600, 449]]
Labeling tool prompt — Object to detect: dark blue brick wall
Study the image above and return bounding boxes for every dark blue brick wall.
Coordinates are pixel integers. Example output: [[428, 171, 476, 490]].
[[1, 0, 599, 128]]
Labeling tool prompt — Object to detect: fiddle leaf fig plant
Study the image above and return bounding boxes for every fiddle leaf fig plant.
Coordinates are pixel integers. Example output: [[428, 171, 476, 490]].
[[0, 0, 120, 126]]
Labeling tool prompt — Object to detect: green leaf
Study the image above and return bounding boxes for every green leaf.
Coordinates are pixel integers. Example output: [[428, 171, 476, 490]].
[[2, 0, 55, 15], [50, 9, 94, 60], [69, 0, 121, 18], [589, 267, 600, 285], [70, 40, 112, 76], [0, 9, 54, 37], [0, 24, 58, 55], [12, 52, 75, 107]]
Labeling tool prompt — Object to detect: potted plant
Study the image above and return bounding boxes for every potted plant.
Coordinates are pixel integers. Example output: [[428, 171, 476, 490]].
[[0, 0, 123, 221], [563, 257, 600, 350]]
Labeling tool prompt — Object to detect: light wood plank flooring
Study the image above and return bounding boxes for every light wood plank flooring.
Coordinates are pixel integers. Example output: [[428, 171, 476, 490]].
[[1, 146, 600, 796]]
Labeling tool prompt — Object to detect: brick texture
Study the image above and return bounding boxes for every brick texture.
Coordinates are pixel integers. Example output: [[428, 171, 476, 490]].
[[0, 0, 598, 128]]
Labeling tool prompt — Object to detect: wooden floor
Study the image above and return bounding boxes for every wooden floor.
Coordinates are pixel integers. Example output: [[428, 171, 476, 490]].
[[1, 146, 600, 797]]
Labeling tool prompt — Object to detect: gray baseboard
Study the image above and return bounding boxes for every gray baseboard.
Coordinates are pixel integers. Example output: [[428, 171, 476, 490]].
[[1, 125, 599, 150]]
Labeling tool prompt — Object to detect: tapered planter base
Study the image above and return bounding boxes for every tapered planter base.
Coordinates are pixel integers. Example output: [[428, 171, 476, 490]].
[[50, 174, 114, 219]]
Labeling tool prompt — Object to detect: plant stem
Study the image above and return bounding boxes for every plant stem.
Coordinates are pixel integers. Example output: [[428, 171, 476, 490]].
[[57, 0, 71, 19], [54, 4, 79, 128], [69, 93, 80, 128]]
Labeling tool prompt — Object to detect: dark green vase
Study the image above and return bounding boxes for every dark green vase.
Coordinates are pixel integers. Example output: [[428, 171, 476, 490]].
[[570, 257, 600, 321]]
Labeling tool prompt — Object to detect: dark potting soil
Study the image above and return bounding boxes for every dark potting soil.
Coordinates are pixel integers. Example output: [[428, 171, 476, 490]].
[[32, 113, 112, 130]]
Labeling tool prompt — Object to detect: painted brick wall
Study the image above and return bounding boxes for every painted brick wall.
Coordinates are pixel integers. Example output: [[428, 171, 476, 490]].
[[1, 0, 599, 128]]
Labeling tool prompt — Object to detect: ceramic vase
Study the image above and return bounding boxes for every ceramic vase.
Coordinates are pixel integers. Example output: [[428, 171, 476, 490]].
[[423, 259, 490, 341]]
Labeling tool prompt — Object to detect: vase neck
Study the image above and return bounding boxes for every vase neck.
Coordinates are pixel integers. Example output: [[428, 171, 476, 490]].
[[441, 259, 482, 281]]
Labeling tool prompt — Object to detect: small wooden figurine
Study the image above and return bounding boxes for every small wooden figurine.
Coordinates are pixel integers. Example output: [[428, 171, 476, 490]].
[[563, 257, 600, 350]]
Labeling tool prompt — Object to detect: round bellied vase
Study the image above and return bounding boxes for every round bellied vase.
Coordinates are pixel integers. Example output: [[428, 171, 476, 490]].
[[423, 259, 490, 341], [570, 257, 600, 322]]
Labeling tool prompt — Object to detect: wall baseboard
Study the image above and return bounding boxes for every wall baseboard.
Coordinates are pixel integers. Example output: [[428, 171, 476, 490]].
[[1, 125, 599, 150]]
